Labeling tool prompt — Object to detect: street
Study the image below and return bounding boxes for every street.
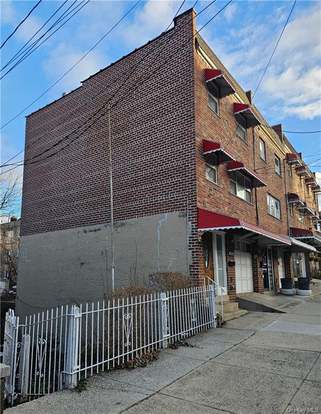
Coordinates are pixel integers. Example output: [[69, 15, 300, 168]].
[[7, 292, 321, 414]]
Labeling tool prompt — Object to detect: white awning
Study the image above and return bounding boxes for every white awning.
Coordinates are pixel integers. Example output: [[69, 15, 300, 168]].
[[290, 237, 317, 252]]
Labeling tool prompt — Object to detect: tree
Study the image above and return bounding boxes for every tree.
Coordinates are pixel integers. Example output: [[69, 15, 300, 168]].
[[0, 174, 20, 215]]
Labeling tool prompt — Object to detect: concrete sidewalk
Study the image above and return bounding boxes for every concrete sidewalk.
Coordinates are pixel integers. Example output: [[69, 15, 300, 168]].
[[6, 294, 321, 414]]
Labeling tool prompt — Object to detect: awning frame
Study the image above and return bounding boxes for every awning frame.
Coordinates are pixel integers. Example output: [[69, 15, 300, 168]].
[[227, 160, 266, 188], [203, 140, 235, 164], [204, 69, 235, 98], [233, 103, 261, 128]]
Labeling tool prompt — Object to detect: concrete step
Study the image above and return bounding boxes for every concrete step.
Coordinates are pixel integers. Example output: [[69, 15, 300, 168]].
[[223, 301, 239, 313], [216, 295, 230, 305], [224, 309, 248, 322]]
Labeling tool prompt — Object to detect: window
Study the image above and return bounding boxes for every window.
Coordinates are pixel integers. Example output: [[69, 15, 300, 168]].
[[230, 172, 252, 203], [236, 123, 247, 142], [259, 139, 266, 161], [267, 194, 281, 219], [274, 155, 281, 176], [208, 92, 219, 115], [288, 166, 292, 177], [205, 164, 218, 184], [289, 204, 294, 217], [298, 210, 305, 223]]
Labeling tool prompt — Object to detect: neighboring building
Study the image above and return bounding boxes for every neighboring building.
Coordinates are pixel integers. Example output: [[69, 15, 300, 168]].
[[0, 217, 20, 293], [17, 9, 320, 316]]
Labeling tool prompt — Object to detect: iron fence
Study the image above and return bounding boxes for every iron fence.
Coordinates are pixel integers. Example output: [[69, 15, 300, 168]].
[[2, 284, 216, 404]]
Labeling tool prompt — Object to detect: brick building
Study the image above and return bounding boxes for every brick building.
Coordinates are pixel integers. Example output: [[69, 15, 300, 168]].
[[17, 9, 320, 316]]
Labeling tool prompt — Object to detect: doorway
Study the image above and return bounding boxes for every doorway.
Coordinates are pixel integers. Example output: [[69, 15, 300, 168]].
[[212, 232, 227, 294]]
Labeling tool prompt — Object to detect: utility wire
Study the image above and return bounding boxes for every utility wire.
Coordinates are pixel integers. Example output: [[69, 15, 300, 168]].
[[0, 0, 43, 49], [1, 0, 90, 80], [1, 0, 69, 71], [1, 0, 208, 168], [253, 0, 296, 97], [0, 1, 229, 173]]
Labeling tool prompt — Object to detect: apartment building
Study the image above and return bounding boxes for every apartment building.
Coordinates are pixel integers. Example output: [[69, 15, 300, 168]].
[[17, 9, 320, 316]]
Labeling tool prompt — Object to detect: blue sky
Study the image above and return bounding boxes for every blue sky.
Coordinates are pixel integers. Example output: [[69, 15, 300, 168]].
[[1, 0, 321, 216]]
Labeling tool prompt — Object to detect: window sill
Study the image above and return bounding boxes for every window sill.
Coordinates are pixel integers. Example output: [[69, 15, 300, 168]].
[[267, 212, 281, 222], [208, 104, 220, 119], [206, 178, 221, 188], [229, 192, 253, 206], [236, 136, 248, 146]]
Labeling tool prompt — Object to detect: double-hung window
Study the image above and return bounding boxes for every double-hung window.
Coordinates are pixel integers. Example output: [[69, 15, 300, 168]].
[[205, 164, 218, 184], [230, 172, 252, 203], [236, 123, 247, 142], [274, 155, 281, 176], [208, 91, 219, 115], [267, 194, 281, 219], [259, 138, 266, 161]]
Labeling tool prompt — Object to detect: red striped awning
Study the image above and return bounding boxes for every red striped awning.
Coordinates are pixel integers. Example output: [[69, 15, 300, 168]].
[[295, 165, 308, 176], [198, 208, 290, 245], [202, 140, 235, 164], [286, 153, 301, 165], [233, 103, 260, 128], [204, 69, 235, 98], [227, 160, 266, 188]]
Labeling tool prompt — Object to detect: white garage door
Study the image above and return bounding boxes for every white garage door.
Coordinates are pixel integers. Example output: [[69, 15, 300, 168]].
[[235, 250, 253, 293]]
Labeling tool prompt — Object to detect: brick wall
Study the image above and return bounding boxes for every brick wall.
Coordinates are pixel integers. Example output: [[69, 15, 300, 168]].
[[21, 11, 202, 278]]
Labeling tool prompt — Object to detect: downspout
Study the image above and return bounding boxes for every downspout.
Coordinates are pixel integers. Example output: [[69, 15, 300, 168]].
[[252, 128, 259, 226]]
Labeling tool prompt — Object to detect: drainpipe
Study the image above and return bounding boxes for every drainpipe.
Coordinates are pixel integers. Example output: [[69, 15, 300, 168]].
[[252, 127, 259, 226]]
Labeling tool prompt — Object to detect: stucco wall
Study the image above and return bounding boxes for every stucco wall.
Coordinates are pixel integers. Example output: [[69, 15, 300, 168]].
[[16, 212, 189, 317]]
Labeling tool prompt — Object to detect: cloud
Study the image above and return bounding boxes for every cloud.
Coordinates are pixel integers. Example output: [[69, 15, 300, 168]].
[[121, 0, 178, 47], [223, 3, 238, 23], [43, 43, 105, 92], [1, 0, 42, 42], [202, 2, 321, 120]]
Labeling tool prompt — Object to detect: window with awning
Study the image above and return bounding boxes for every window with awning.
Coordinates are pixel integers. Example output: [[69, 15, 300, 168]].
[[204, 69, 235, 98], [226, 160, 266, 188], [202, 140, 235, 165], [233, 103, 261, 128]]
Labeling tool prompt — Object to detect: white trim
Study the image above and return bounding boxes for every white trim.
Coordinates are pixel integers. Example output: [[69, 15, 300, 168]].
[[212, 232, 227, 294], [290, 238, 317, 252]]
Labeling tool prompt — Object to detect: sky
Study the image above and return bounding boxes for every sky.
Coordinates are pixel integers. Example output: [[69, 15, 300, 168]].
[[1, 0, 321, 217]]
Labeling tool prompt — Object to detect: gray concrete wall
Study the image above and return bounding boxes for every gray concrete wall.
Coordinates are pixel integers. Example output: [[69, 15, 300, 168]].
[[16, 212, 190, 317]]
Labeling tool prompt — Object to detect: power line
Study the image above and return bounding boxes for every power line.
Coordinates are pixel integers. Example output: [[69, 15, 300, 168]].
[[1, 0, 209, 168], [1, 0, 69, 72], [1, 1, 90, 80], [0, 0, 43, 49], [284, 130, 321, 134], [0, 1, 229, 173], [253, 0, 296, 97]]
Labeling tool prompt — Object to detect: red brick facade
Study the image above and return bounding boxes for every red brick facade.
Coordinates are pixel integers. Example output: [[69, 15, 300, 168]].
[[21, 9, 320, 295]]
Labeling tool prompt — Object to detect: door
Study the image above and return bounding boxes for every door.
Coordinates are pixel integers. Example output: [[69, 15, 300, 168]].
[[278, 252, 285, 288], [202, 232, 214, 282], [212, 233, 227, 294], [263, 248, 274, 290], [235, 250, 253, 293]]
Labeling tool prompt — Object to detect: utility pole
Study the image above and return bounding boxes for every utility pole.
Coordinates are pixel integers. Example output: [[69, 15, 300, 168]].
[[108, 104, 115, 292]]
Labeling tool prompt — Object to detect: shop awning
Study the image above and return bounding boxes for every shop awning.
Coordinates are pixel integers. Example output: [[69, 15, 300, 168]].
[[290, 238, 317, 253], [203, 140, 235, 164], [286, 153, 301, 165], [204, 69, 235, 98], [233, 103, 261, 128], [227, 160, 266, 188], [198, 208, 291, 245]]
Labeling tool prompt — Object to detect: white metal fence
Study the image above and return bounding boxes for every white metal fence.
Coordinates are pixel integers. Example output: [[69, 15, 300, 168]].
[[3, 285, 216, 405]]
